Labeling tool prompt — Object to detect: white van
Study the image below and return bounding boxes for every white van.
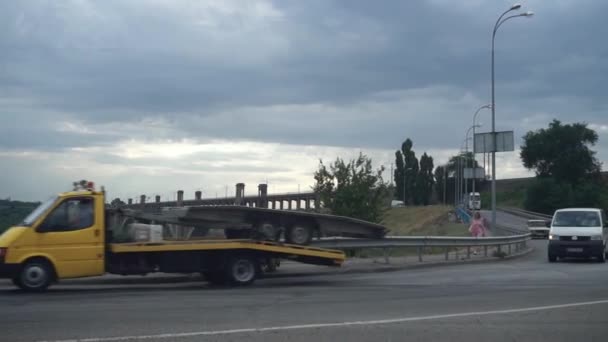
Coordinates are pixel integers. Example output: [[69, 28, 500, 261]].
[[548, 208, 608, 262]]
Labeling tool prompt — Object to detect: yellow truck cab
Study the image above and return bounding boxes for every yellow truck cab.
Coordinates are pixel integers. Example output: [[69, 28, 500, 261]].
[[0, 182, 344, 291]]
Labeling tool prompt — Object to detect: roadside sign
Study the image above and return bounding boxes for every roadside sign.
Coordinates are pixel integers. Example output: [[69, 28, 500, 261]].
[[464, 167, 485, 179], [474, 131, 514, 153]]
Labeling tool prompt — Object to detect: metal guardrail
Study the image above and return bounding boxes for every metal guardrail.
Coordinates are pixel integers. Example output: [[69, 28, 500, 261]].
[[455, 206, 471, 224], [310, 234, 530, 262], [498, 207, 553, 220], [311, 234, 529, 249]]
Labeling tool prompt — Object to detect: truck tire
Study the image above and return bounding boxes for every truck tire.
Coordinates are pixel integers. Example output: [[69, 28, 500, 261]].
[[286, 224, 313, 245], [15, 260, 53, 292], [548, 254, 557, 263], [597, 250, 606, 263], [225, 255, 257, 286]]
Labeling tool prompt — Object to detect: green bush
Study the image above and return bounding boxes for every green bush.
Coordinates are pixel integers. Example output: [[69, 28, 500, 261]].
[[524, 178, 605, 215]]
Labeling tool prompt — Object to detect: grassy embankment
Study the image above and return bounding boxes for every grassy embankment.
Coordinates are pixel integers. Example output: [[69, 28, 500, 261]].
[[0, 200, 38, 233]]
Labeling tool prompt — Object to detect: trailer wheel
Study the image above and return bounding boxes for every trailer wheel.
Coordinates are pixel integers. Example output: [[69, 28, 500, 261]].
[[286, 224, 313, 245], [15, 259, 53, 292], [226, 255, 257, 286]]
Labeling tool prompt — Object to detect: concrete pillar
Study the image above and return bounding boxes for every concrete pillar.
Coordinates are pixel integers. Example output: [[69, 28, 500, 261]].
[[280, 200, 284, 210], [195, 191, 202, 201], [272, 200, 276, 209], [235, 183, 245, 206], [288, 200, 292, 210], [128, 198, 133, 205], [140, 195, 146, 204], [177, 190, 184, 207], [258, 184, 268, 208], [155, 195, 161, 203], [305, 199, 311, 210], [314, 196, 320, 212], [296, 198, 301, 210]]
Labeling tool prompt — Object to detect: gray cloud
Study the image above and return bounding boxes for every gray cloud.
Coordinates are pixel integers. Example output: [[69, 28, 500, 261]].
[[0, 0, 607, 200]]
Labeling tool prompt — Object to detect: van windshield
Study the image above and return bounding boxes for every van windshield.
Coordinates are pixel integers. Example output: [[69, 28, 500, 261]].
[[20, 196, 57, 226], [552, 211, 601, 227]]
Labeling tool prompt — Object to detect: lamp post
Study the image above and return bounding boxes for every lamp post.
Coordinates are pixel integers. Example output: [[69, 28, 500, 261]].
[[465, 125, 481, 201], [472, 104, 492, 188], [459, 138, 471, 206], [490, 3, 534, 229]]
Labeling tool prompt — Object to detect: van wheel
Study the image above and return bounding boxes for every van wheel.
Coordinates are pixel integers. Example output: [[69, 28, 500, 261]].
[[226, 255, 257, 286], [286, 224, 313, 245], [548, 254, 557, 263], [15, 260, 53, 292]]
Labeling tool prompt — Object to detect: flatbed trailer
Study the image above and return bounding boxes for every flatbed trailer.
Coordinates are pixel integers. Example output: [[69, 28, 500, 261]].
[[121, 203, 388, 245], [0, 184, 346, 291]]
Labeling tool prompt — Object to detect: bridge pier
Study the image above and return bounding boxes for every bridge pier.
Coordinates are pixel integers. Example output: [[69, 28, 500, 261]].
[[258, 184, 268, 208], [177, 190, 184, 207], [195, 191, 202, 201], [235, 183, 245, 206]]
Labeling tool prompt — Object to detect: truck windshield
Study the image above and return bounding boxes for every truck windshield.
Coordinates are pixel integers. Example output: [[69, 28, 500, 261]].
[[553, 211, 601, 227], [20, 196, 57, 226]]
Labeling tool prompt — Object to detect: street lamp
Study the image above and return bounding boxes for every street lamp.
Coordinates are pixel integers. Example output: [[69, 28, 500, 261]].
[[465, 124, 482, 200], [490, 3, 534, 229], [472, 104, 492, 182]]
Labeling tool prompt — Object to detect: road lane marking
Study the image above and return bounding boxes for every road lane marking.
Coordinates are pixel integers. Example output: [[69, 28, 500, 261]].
[[40, 298, 608, 342]]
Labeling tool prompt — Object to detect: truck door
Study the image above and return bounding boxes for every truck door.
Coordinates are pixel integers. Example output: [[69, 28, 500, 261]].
[[34, 196, 105, 278]]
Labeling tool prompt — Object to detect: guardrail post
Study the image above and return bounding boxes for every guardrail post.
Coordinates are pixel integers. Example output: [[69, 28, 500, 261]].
[[445, 248, 449, 261], [383, 248, 390, 264], [484, 245, 488, 257], [508, 243, 512, 255], [467, 246, 471, 259], [497, 244, 502, 255], [418, 247, 423, 262]]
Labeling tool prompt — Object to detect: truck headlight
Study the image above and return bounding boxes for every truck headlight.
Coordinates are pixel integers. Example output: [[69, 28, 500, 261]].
[[591, 235, 603, 241], [549, 234, 559, 240]]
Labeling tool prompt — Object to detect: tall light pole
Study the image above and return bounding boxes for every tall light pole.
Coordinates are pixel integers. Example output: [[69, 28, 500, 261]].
[[459, 138, 471, 206], [472, 104, 492, 195], [491, 3, 534, 229], [465, 125, 481, 201]]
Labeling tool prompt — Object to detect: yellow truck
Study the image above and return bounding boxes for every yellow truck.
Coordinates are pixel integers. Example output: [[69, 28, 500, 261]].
[[0, 184, 345, 291]]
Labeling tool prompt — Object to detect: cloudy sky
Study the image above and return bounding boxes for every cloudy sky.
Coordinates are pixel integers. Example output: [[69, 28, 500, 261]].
[[1, 0, 606, 202]]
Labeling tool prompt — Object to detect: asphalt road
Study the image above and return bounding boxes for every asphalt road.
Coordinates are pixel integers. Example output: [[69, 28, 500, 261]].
[[481, 209, 530, 235], [1, 239, 608, 342]]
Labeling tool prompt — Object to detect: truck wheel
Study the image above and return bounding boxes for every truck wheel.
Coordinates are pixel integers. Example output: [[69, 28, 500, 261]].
[[286, 224, 313, 245], [597, 251, 606, 263], [548, 254, 557, 263], [226, 255, 257, 286], [15, 260, 53, 292]]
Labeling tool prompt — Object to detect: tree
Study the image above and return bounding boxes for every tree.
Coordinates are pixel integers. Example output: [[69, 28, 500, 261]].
[[313, 153, 389, 223], [520, 119, 601, 184], [394, 150, 405, 202], [417, 153, 434, 205], [434, 165, 446, 204], [395, 138, 421, 204], [110, 198, 126, 208]]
